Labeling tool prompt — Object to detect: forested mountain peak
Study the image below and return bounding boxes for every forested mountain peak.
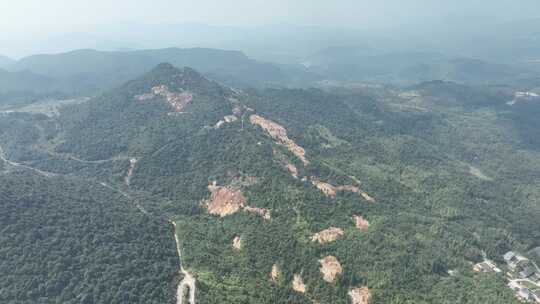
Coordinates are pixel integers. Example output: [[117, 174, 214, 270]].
[[140, 63, 215, 91], [56, 64, 239, 159]]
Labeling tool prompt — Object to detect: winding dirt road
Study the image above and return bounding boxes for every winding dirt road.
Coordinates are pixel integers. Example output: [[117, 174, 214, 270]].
[[1, 142, 196, 304], [171, 221, 196, 304]]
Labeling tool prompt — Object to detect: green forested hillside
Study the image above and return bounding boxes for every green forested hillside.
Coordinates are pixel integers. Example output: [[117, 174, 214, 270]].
[[1, 64, 538, 303], [0, 69, 58, 93], [0, 172, 179, 304]]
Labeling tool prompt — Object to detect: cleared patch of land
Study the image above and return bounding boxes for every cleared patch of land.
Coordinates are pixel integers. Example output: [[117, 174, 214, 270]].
[[135, 85, 193, 113], [204, 182, 246, 217], [348, 286, 371, 304], [250, 114, 309, 165], [270, 264, 281, 282], [319, 256, 343, 283], [292, 274, 307, 293], [354, 215, 370, 230], [311, 227, 344, 244]]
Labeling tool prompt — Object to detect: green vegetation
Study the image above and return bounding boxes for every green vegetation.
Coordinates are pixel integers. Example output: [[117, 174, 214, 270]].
[[1, 64, 538, 303], [0, 172, 179, 304]]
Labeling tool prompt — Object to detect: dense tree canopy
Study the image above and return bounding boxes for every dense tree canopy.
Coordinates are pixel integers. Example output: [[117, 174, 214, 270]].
[[1, 65, 538, 303]]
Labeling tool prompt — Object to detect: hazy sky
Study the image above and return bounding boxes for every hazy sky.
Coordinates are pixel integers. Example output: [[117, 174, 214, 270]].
[[1, 0, 539, 57]]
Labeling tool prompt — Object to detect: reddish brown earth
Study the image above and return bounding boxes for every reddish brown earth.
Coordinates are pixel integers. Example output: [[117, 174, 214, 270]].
[[204, 182, 246, 217], [311, 227, 344, 244], [249, 114, 309, 165]]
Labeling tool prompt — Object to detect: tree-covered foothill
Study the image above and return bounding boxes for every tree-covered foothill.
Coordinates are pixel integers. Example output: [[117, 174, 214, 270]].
[[2, 65, 538, 303], [0, 172, 179, 304]]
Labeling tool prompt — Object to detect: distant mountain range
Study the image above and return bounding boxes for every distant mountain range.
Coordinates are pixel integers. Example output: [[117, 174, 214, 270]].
[[1, 45, 538, 96], [0, 55, 14, 68], [1, 48, 317, 94], [0, 68, 57, 93], [303, 48, 537, 86]]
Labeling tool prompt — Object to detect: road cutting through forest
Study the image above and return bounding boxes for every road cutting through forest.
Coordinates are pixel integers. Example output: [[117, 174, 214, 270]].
[[172, 221, 196, 304], [0, 145, 57, 177], [1, 143, 195, 303]]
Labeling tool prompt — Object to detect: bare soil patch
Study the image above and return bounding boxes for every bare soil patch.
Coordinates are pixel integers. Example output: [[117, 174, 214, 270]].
[[135, 85, 193, 112], [270, 264, 281, 282], [311, 227, 344, 244], [360, 191, 376, 203], [286, 163, 299, 178], [311, 179, 337, 197], [354, 215, 370, 230], [348, 286, 371, 304], [204, 182, 246, 217], [319, 256, 343, 283], [311, 179, 376, 202], [232, 236, 242, 250], [214, 115, 238, 129], [250, 114, 309, 165], [292, 274, 307, 293], [335, 185, 360, 193]]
